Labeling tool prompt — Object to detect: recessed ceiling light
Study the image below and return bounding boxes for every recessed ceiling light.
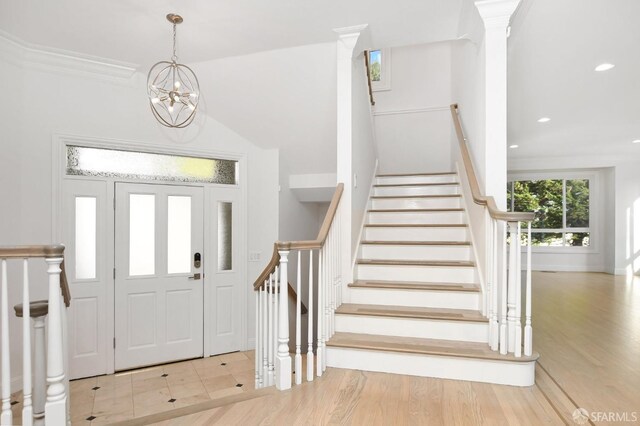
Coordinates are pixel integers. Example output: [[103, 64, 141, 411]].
[[633, 139, 640, 144], [595, 63, 615, 72], [537, 117, 551, 123], [509, 144, 519, 149]]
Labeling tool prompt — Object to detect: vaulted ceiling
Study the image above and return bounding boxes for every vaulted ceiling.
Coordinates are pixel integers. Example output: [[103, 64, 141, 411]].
[[0, 0, 465, 67]]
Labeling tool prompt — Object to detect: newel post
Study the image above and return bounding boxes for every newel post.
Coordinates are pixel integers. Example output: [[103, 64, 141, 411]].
[[275, 244, 292, 390]]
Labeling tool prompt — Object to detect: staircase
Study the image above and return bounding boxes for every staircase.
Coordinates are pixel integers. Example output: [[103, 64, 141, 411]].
[[325, 172, 538, 387]]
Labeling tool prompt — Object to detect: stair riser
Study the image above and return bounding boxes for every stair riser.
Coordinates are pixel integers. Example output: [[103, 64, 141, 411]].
[[335, 315, 488, 342], [368, 212, 465, 225], [326, 347, 536, 386], [348, 288, 481, 310], [364, 227, 468, 241], [371, 197, 461, 210], [374, 186, 459, 197], [360, 245, 472, 261], [357, 264, 476, 283], [375, 175, 457, 185]]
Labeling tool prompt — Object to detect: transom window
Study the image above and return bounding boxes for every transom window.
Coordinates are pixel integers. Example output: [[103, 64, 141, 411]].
[[507, 178, 591, 247]]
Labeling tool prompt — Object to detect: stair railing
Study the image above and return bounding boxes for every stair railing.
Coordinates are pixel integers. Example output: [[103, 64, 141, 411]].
[[254, 183, 344, 391], [450, 104, 535, 357], [0, 245, 70, 426]]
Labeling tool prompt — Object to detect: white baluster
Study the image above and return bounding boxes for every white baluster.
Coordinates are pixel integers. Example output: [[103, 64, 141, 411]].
[[294, 251, 302, 385], [273, 268, 279, 384], [524, 222, 533, 356], [499, 224, 508, 355], [316, 248, 323, 377], [261, 283, 267, 387], [1, 259, 12, 426], [307, 250, 314, 382], [45, 256, 67, 425], [514, 223, 523, 358], [267, 274, 274, 387], [61, 295, 70, 426], [490, 220, 499, 351], [507, 222, 519, 353], [22, 260, 33, 426], [33, 313, 46, 426], [322, 245, 328, 372], [255, 291, 260, 388], [275, 247, 292, 390]]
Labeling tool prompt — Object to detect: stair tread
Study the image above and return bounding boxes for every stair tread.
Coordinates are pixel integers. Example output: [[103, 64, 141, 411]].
[[376, 172, 456, 177], [336, 303, 486, 322], [327, 332, 539, 362], [368, 208, 464, 213], [361, 240, 470, 246], [365, 224, 467, 228], [357, 259, 475, 267], [371, 194, 461, 199], [349, 280, 480, 292], [374, 182, 459, 188]]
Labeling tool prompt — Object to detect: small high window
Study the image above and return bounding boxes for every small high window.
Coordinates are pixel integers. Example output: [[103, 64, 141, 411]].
[[368, 49, 391, 91]]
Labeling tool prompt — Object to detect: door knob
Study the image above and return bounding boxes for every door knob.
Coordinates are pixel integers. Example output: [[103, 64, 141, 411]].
[[188, 273, 201, 280]]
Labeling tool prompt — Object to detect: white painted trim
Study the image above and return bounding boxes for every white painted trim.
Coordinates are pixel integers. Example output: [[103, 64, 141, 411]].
[[373, 106, 450, 116], [534, 264, 605, 273], [456, 163, 486, 312], [247, 338, 256, 350], [0, 30, 137, 80], [351, 160, 378, 283]]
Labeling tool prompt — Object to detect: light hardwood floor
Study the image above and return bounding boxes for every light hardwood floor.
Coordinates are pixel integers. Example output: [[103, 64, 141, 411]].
[[13, 272, 637, 425]]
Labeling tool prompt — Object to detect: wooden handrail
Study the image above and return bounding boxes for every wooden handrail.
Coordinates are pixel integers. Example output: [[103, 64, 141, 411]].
[[450, 104, 535, 222], [0, 244, 71, 307], [253, 183, 344, 291], [364, 51, 375, 106]]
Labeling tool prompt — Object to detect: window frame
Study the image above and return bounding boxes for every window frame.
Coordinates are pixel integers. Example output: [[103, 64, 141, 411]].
[[369, 48, 391, 92], [507, 171, 598, 254]]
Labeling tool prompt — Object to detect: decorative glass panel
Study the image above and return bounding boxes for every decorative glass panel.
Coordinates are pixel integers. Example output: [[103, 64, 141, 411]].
[[75, 197, 96, 280], [66, 145, 237, 184], [218, 202, 232, 271], [129, 194, 155, 276], [566, 179, 589, 228], [167, 196, 191, 274], [369, 50, 381, 82]]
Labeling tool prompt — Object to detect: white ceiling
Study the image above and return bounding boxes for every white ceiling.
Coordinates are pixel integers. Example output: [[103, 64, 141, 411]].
[[508, 0, 640, 160], [0, 0, 465, 66]]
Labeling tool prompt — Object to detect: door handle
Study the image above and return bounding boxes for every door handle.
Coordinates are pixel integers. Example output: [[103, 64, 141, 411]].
[[188, 273, 201, 280]]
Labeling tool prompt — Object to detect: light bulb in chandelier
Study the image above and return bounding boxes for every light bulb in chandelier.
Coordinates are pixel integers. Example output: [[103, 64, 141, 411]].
[[147, 13, 200, 128]]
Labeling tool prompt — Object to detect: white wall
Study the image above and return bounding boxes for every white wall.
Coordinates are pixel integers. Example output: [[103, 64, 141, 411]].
[[0, 37, 279, 386], [373, 42, 456, 174], [351, 51, 377, 256]]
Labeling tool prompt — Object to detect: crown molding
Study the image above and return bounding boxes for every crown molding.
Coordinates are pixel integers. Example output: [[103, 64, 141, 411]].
[[0, 29, 138, 80]]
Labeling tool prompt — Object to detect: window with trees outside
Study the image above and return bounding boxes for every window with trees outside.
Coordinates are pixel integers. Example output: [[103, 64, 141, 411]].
[[507, 178, 590, 247], [368, 49, 391, 91]]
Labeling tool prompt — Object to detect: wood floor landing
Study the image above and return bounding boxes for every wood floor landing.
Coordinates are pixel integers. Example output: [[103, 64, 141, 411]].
[[360, 240, 471, 246], [348, 280, 480, 292], [327, 332, 538, 362], [336, 303, 487, 322]]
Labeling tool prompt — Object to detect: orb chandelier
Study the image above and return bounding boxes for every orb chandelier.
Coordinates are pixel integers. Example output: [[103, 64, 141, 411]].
[[147, 13, 200, 128]]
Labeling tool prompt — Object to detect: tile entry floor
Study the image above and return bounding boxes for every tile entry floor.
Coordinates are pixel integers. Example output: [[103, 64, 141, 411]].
[[12, 350, 257, 425]]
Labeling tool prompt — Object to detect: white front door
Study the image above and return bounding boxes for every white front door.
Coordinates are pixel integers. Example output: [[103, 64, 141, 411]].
[[114, 183, 204, 370]]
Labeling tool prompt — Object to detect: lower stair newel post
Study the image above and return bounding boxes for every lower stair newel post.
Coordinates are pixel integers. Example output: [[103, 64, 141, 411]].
[[316, 249, 323, 377], [275, 246, 292, 390], [524, 221, 533, 356], [507, 222, 518, 354]]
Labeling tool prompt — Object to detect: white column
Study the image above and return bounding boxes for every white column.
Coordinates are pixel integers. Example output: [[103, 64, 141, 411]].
[[294, 251, 302, 385], [474, 0, 521, 210], [307, 250, 314, 382], [524, 221, 533, 356], [316, 249, 323, 377], [22, 260, 33, 426], [507, 222, 518, 353], [275, 247, 292, 390], [44, 257, 67, 425], [334, 25, 367, 290]]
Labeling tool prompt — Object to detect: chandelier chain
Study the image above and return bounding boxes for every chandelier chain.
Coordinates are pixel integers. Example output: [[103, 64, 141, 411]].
[[172, 23, 178, 62]]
